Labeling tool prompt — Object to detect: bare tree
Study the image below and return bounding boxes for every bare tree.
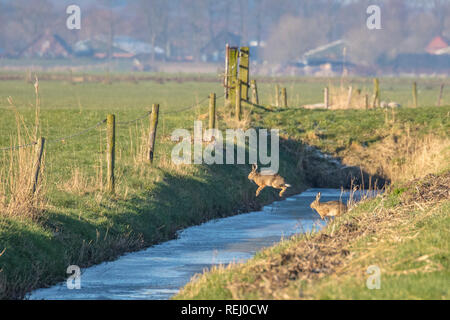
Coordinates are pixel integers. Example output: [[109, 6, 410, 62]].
[[135, 0, 169, 64]]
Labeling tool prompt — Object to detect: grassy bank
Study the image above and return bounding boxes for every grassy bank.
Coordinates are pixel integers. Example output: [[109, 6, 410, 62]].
[[174, 102, 449, 300], [0, 77, 448, 299], [175, 171, 449, 300], [0, 79, 308, 299]]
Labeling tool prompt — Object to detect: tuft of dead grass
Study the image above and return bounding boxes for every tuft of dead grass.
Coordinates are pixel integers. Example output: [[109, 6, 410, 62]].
[[0, 76, 46, 220], [218, 103, 253, 129], [60, 168, 99, 196], [342, 133, 450, 183], [329, 84, 369, 110]]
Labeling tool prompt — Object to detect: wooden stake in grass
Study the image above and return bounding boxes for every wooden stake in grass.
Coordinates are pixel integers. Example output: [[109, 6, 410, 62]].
[[373, 78, 380, 108], [236, 82, 242, 121], [228, 47, 239, 108], [148, 104, 160, 164], [365, 93, 369, 110], [324, 87, 329, 109], [31, 137, 45, 195], [239, 47, 250, 101], [412, 81, 418, 108], [224, 44, 230, 100], [437, 83, 444, 106], [209, 93, 216, 129], [346, 86, 353, 109], [251, 80, 259, 105], [25, 69, 32, 84], [275, 84, 280, 107], [281, 87, 287, 108], [106, 114, 115, 194]]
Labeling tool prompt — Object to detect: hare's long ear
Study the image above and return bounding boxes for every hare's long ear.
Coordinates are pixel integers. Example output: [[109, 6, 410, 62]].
[[251, 164, 256, 172], [316, 192, 321, 201]]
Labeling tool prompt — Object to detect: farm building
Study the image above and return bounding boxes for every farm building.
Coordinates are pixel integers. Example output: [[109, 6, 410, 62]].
[[377, 35, 450, 74], [73, 37, 164, 59], [74, 38, 134, 59], [201, 31, 241, 62], [286, 40, 366, 76], [425, 36, 449, 55], [19, 31, 72, 58]]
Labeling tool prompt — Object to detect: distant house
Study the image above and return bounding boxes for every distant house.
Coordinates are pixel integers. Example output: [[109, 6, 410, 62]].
[[20, 31, 71, 58], [73, 39, 132, 58], [114, 36, 164, 56], [249, 40, 266, 62], [201, 31, 241, 62], [300, 39, 349, 68], [380, 53, 450, 74], [426, 36, 449, 55], [289, 40, 364, 75], [73, 36, 164, 59]]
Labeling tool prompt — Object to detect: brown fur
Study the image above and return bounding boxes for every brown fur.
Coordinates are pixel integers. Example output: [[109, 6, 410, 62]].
[[248, 164, 291, 197], [310, 192, 347, 220]]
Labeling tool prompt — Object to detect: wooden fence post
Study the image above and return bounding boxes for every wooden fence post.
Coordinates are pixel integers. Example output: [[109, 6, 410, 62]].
[[251, 80, 259, 105], [106, 114, 115, 194], [281, 87, 287, 107], [25, 69, 32, 84], [346, 86, 353, 109], [31, 137, 45, 194], [69, 69, 74, 85], [324, 87, 329, 109], [239, 47, 250, 101], [224, 44, 230, 100], [437, 83, 444, 106], [412, 81, 418, 108], [373, 78, 380, 108], [365, 93, 369, 110], [236, 82, 242, 121], [209, 93, 216, 129], [148, 104, 160, 164], [228, 47, 239, 108], [275, 84, 280, 107]]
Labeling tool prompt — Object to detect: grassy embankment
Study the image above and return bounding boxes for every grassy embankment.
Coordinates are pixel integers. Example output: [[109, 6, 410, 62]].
[[0, 78, 309, 299], [175, 80, 450, 300], [0, 77, 448, 299]]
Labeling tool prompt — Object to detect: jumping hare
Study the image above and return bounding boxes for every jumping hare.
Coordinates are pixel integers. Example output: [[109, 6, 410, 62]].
[[310, 192, 347, 220], [248, 164, 291, 197]]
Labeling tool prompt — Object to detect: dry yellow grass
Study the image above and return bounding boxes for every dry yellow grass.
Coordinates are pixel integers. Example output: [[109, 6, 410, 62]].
[[329, 84, 369, 110], [0, 77, 46, 220], [341, 130, 450, 184], [60, 168, 97, 196]]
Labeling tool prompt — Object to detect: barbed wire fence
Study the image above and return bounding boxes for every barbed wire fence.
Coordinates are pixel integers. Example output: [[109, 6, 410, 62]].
[[0, 92, 227, 193], [0, 93, 225, 151]]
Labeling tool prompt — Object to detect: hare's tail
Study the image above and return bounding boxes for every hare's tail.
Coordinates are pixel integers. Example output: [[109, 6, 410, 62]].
[[285, 184, 291, 187]]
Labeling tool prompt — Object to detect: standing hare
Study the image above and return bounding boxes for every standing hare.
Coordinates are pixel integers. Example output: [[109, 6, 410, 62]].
[[248, 164, 291, 197], [310, 192, 347, 220]]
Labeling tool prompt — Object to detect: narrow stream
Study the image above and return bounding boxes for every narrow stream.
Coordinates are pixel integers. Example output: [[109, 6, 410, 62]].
[[29, 188, 355, 300]]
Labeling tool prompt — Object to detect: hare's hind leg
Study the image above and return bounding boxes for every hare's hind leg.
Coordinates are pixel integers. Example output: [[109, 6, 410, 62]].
[[279, 186, 287, 197]]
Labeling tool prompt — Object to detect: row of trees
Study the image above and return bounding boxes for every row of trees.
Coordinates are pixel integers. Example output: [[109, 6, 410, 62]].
[[1, 0, 449, 65]]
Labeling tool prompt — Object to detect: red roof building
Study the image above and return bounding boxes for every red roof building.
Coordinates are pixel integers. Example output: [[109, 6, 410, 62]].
[[426, 36, 449, 54]]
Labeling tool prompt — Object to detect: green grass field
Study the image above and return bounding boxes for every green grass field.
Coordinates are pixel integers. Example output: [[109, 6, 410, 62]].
[[0, 76, 449, 299]]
